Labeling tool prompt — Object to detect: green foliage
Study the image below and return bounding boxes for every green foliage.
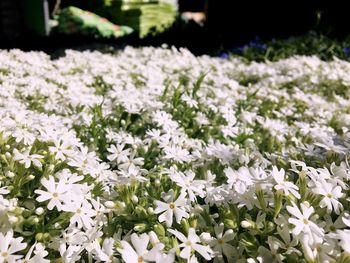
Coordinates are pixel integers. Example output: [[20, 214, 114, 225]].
[[230, 31, 350, 62], [85, 0, 177, 38]]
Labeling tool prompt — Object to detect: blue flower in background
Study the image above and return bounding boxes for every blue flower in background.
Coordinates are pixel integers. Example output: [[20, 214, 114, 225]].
[[249, 41, 267, 50], [219, 52, 229, 59], [342, 47, 350, 55], [248, 37, 267, 50]]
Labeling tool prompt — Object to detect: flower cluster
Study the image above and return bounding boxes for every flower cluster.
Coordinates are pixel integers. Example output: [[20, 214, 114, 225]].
[[0, 46, 349, 262]]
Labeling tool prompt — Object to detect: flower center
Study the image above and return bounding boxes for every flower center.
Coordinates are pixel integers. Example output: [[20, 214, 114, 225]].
[[137, 256, 144, 262], [1, 251, 8, 257], [76, 208, 81, 214], [303, 218, 309, 224], [185, 241, 191, 246], [327, 193, 333, 198], [169, 203, 175, 209], [52, 192, 59, 198], [218, 239, 224, 244]]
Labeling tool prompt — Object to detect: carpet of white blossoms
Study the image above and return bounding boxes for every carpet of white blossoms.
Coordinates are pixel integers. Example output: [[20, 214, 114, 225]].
[[0, 46, 350, 263]]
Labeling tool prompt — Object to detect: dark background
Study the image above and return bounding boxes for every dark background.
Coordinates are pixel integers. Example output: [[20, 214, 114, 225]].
[[0, 0, 349, 54]]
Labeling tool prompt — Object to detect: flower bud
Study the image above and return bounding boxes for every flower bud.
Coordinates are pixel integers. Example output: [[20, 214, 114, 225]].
[[147, 207, 154, 214], [149, 231, 160, 245], [27, 174, 35, 181], [35, 207, 44, 215], [28, 216, 39, 225], [189, 218, 198, 228], [5, 152, 11, 158], [181, 219, 190, 235], [48, 164, 55, 172], [241, 220, 253, 228], [133, 223, 146, 232], [154, 223, 165, 236], [6, 171, 15, 178], [35, 233, 44, 241], [131, 195, 139, 204], [224, 219, 237, 229], [104, 201, 115, 209]]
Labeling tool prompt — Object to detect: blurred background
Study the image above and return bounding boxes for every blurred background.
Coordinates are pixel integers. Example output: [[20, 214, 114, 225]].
[[0, 0, 349, 55]]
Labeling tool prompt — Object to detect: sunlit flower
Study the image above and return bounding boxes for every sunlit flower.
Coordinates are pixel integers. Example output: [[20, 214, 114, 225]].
[[154, 190, 189, 227]]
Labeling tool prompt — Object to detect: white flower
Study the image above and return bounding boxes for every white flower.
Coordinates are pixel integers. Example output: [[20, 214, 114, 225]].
[[182, 94, 198, 108], [118, 165, 148, 184], [168, 228, 213, 261], [342, 212, 350, 227], [118, 233, 164, 263], [271, 166, 300, 199], [0, 187, 9, 195], [208, 223, 236, 260], [118, 152, 144, 171], [22, 242, 50, 263], [68, 147, 99, 175], [169, 170, 205, 201], [0, 230, 27, 263], [224, 167, 253, 194], [62, 199, 96, 229], [287, 202, 324, 245], [155, 250, 175, 263], [107, 143, 131, 164], [313, 180, 344, 214], [92, 238, 116, 262], [329, 229, 350, 253], [13, 148, 43, 168], [163, 146, 193, 163], [48, 140, 73, 161], [34, 176, 71, 211], [154, 190, 189, 227]]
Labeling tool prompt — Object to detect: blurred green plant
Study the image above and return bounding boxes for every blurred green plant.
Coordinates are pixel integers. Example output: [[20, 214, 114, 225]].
[[86, 0, 177, 38], [228, 31, 350, 62]]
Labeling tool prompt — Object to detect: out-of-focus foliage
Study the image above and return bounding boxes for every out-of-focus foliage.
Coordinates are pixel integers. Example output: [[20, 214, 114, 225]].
[[86, 0, 177, 38], [56, 6, 133, 38], [228, 32, 350, 62]]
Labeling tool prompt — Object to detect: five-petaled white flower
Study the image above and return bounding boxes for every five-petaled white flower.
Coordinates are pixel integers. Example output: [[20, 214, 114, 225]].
[[154, 190, 189, 227], [208, 223, 236, 260], [168, 228, 213, 261], [13, 148, 43, 168], [107, 143, 131, 164], [271, 166, 300, 199], [34, 176, 71, 211], [287, 202, 324, 245], [62, 199, 97, 229], [118, 233, 164, 263], [0, 230, 27, 263], [313, 181, 344, 214]]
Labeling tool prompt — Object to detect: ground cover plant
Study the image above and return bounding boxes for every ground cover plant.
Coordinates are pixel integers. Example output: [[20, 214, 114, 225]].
[[228, 32, 350, 62], [0, 46, 350, 262]]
